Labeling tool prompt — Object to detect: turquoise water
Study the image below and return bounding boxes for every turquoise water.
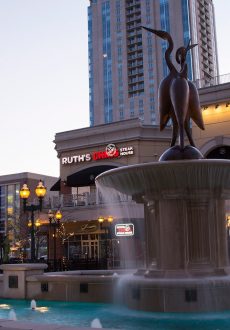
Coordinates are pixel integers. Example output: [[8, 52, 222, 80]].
[[1, 299, 230, 329]]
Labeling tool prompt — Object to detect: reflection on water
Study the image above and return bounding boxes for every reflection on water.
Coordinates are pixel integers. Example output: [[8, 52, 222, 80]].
[[35, 306, 49, 313], [0, 304, 11, 309]]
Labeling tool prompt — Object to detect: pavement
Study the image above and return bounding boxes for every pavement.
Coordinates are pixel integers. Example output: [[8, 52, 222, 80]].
[[0, 319, 113, 330]]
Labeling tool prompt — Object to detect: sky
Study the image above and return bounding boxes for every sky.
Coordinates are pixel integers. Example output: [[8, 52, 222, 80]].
[[0, 0, 229, 178]]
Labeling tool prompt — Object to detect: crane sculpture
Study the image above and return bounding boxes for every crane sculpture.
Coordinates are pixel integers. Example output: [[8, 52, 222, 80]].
[[142, 27, 205, 159]]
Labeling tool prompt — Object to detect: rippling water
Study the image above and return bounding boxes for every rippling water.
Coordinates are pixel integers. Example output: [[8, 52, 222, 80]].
[[1, 298, 230, 330]]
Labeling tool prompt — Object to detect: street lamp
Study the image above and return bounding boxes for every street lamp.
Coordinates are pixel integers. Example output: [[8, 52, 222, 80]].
[[227, 215, 230, 254], [98, 216, 114, 268], [20, 180, 46, 261], [227, 216, 230, 233], [48, 209, 62, 268]]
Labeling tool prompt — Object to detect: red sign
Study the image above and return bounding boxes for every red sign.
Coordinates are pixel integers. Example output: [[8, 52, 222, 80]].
[[115, 224, 134, 237], [92, 149, 120, 161]]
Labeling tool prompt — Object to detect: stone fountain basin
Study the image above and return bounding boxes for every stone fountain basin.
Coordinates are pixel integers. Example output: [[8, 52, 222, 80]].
[[96, 159, 230, 312], [96, 159, 230, 199]]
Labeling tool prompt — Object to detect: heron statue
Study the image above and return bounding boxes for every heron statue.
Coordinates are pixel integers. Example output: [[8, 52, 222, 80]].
[[142, 27, 205, 154]]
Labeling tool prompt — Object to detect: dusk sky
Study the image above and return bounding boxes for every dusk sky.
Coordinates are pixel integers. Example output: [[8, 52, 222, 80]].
[[0, 0, 228, 177]]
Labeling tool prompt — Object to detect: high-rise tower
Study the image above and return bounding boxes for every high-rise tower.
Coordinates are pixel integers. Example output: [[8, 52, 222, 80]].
[[88, 0, 218, 126]]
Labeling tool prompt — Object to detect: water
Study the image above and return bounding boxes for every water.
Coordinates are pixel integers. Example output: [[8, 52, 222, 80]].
[[0, 299, 230, 329]]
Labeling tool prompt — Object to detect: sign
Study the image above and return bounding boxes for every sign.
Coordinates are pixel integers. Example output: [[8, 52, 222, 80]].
[[61, 143, 134, 165], [115, 223, 134, 237], [81, 224, 97, 232]]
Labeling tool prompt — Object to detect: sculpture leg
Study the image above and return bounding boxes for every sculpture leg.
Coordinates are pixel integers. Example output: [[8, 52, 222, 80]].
[[179, 123, 184, 150], [184, 120, 196, 147], [170, 116, 178, 147]]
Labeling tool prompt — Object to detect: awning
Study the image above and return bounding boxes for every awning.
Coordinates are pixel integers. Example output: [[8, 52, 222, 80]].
[[50, 178, 61, 191], [66, 165, 117, 187]]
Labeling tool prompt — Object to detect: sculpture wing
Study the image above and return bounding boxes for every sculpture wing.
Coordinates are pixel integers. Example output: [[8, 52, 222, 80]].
[[158, 76, 173, 130], [188, 81, 205, 130]]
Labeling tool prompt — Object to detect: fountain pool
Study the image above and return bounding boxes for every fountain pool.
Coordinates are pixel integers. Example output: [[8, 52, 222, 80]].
[[1, 298, 230, 330]]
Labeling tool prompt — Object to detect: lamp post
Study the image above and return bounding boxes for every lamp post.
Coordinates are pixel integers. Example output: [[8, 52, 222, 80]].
[[28, 218, 41, 259], [227, 215, 230, 258], [48, 209, 62, 269], [20, 180, 47, 261], [98, 216, 113, 268]]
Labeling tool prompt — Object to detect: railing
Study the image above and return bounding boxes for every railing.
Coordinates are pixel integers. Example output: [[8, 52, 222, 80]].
[[43, 192, 132, 209], [194, 73, 230, 89]]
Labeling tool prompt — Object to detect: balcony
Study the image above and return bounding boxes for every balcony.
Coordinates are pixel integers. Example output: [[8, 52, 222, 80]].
[[43, 192, 133, 210]]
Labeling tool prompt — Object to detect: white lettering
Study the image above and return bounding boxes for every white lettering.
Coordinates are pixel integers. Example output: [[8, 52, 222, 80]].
[[120, 146, 134, 152], [120, 150, 134, 156], [85, 154, 92, 161], [62, 153, 92, 165], [78, 155, 86, 162]]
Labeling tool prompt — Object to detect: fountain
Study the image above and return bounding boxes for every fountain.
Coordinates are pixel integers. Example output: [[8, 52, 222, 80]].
[[91, 318, 103, 328], [8, 309, 17, 320], [96, 28, 230, 313], [30, 299, 37, 310]]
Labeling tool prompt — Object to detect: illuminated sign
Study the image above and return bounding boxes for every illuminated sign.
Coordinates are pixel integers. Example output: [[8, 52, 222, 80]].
[[115, 223, 134, 237], [62, 144, 134, 165]]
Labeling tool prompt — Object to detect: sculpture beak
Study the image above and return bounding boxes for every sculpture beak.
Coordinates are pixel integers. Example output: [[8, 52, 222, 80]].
[[186, 43, 198, 51], [141, 26, 169, 40]]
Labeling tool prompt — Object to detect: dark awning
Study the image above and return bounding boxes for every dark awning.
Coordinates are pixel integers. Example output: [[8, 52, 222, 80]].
[[50, 178, 61, 191], [66, 165, 117, 187]]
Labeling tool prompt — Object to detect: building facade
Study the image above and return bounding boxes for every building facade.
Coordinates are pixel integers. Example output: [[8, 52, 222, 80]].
[[0, 172, 58, 260], [88, 0, 218, 126], [52, 119, 171, 268]]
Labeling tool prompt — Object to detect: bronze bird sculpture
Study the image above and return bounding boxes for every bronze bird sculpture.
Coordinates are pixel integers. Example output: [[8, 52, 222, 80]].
[[142, 27, 205, 150]]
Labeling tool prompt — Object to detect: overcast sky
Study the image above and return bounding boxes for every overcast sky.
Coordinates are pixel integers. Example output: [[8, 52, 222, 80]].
[[0, 0, 228, 178]]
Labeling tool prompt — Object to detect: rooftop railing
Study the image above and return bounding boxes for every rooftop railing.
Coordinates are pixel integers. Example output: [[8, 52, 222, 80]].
[[194, 73, 230, 89]]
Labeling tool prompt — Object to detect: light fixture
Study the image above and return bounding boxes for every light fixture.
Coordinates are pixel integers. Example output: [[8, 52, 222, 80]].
[[35, 219, 41, 228], [55, 210, 63, 221], [35, 180, 47, 198], [202, 106, 208, 111], [107, 216, 114, 223], [226, 102, 230, 107], [19, 184, 30, 200], [227, 215, 230, 227], [215, 104, 219, 109], [48, 209, 62, 223], [98, 216, 104, 223]]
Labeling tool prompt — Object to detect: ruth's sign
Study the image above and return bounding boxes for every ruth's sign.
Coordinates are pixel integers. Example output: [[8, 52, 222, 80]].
[[115, 223, 134, 237], [61, 143, 134, 165]]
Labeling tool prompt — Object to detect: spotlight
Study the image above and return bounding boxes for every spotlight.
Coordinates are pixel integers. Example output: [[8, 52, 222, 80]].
[[215, 104, 219, 109]]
